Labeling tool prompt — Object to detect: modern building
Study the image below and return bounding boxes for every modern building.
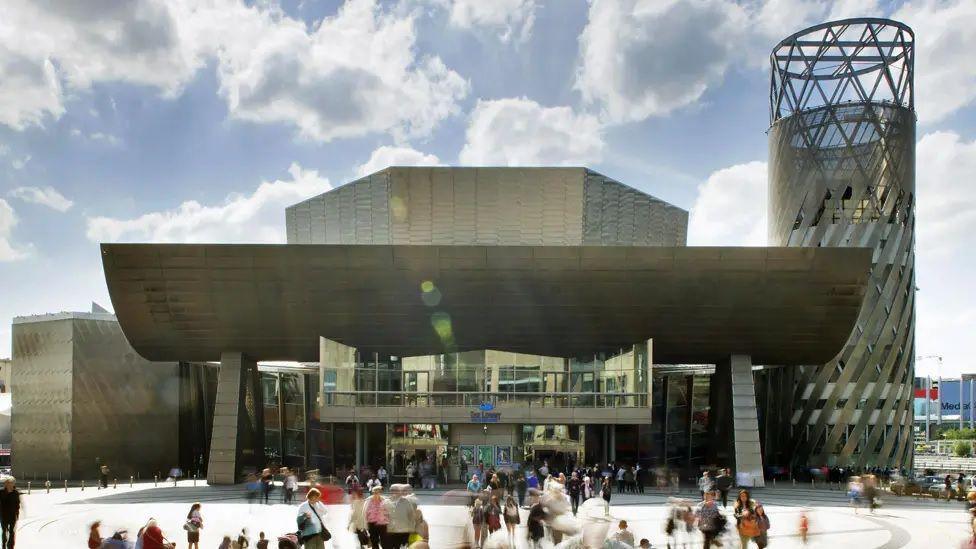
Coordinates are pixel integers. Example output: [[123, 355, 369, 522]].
[[96, 166, 872, 487], [10, 308, 183, 479], [763, 18, 916, 469]]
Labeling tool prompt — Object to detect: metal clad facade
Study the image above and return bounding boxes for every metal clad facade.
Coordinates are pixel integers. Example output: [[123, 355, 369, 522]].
[[768, 19, 916, 468], [285, 167, 687, 247]]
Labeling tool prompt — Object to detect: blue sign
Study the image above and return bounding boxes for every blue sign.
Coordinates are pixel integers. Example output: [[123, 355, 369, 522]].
[[479, 402, 495, 411]]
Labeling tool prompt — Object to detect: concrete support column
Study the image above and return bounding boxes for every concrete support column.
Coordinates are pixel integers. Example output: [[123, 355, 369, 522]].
[[601, 426, 608, 464], [729, 354, 764, 487], [207, 351, 257, 485], [609, 426, 616, 463], [355, 423, 363, 472]]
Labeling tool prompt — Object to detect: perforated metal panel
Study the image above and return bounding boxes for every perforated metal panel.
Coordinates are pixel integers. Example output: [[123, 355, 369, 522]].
[[286, 167, 687, 247]]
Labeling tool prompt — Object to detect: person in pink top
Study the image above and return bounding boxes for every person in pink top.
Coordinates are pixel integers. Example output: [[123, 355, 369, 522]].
[[365, 485, 389, 549]]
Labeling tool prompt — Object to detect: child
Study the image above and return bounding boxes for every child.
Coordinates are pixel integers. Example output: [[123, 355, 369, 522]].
[[798, 510, 809, 545], [256, 532, 269, 549]]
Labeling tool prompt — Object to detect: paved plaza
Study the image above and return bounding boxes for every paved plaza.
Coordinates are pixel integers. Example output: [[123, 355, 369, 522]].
[[8, 481, 973, 548]]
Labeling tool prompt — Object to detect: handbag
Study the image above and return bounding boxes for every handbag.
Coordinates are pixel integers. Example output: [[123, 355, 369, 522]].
[[304, 502, 332, 542]]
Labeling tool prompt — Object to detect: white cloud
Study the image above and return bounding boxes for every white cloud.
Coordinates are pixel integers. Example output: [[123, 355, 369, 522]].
[[0, 0, 469, 142], [458, 97, 604, 166], [447, 0, 537, 43], [86, 163, 331, 244], [0, 199, 28, 262], [0, 0, 202, 130], [357, 145, 441, 177], [9, 186, 74, 212], [913, 131, 976, 377], [894, 0, 976, 124], [186, 0, 469, 143], [576, 0, 747, 124], [688, 161, 767, 246]]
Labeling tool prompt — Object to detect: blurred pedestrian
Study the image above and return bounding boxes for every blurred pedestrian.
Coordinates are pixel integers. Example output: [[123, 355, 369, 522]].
[[601, 476, 612, 516], [262, 468, 274, 504], [410, 509, 429, 545], [185, 502, 203, 549], [695, 491, 724, 548], [284, 468, 298, 504], [715, 469, 733, 507], [235, 528, 250, 549], [140, 519, 173, 549], [610, 520, 635, 547], [349, 488, 369, 548], [486, 495, 502, 535], [734, 490, 759, 548], [754, 504, 770, 548], [366, 485, 389, 549], [798, 510, 809, 545], [471, 498, 486, 549], [386, 484, 416, 548], [256, 532, 269, 549], [503, 495, 520, 547], [568, 473, 581, 515], [219, 536, 232, 549], [297, 488, 331, 549], [88, 521, 102, 549], [698, 471, 714, 501], [0, 477, 20, 549]]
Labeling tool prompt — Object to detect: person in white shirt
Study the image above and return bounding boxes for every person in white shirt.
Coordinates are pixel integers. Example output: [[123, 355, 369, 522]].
[[377, 466, 388, 487], [610, 520, 635, 547], [366, 476, 382, 492], [297, 488, 329, 549]]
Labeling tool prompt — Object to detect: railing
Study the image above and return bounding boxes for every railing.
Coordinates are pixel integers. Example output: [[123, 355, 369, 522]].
[[916, 439, 976, 456], [323, 391, 648, 408]]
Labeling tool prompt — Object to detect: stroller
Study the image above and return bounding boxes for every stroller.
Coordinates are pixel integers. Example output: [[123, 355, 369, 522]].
[[277, 533, 300, 549]]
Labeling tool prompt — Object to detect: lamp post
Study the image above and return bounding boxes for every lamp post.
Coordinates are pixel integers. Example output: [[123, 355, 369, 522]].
[[918, 355, 944, 441]]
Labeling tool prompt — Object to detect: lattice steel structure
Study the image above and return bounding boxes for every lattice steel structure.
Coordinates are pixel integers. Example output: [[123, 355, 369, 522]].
[[766, 18, 916, 468]]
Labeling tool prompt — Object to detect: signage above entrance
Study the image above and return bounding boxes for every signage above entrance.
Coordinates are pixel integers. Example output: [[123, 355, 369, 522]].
[[471, 408, 501, 423]]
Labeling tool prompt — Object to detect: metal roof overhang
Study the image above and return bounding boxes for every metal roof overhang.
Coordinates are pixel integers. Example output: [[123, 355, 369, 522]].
[[101, 244, 871, 365]]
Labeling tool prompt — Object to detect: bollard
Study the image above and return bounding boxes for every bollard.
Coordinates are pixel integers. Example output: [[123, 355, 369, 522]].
[[154, 474, 158, 487], [64, 480, 68, 492], [193, 473, 197, 487], [773, 478, 776, 488], [173, 476, 177, 487], [130, 476, 134, 488], [45, 480, 51, 494], [26, 482, 30, 495], [82, 480, 85, 491], [114, 478, 117, 489]]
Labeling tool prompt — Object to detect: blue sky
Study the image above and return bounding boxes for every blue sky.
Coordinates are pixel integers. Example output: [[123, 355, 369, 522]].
[[1, 0, 974, 377]]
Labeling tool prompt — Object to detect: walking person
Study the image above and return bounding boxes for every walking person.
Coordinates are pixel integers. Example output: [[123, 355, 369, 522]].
[[297, 488, 331, 549], [365, 485, 389, 549], [140, 518, 173, 549], [284, 468, 299, 504], [503, 494, 520, 548], [261, 468, 274, 504], [349, 489, 370, 548], [715, 469, 733, 508], [100, 465, 110, 489], [471, 498, 486, 549], [0, 478, 20, 549], [568, 472, 581, 515], [88, 521, 102, 549], [734, 490, 760, 548], [526, 501, 546, 549], [486, 495, 503, 536], [698, 471, 715, 501], [377, 466, 388, 488], [601, 476, 612, 516], [695, 491, 724, 549], [184, 502, 203, 549], [385, 485, 416, 549], [516, 473, 527, 507], [235, 528, 250, 549], [753, 504, 770, 549]]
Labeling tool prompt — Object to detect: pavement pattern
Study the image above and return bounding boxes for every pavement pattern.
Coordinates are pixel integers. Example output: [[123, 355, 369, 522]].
[[8, 481, 973, 548]]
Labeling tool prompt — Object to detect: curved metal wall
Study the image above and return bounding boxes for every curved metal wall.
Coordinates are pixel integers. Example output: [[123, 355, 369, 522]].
[[767, 19, 916, 468]]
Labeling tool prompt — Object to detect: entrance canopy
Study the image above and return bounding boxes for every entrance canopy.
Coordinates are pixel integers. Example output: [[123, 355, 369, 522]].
[[101, 244, 870, 365]]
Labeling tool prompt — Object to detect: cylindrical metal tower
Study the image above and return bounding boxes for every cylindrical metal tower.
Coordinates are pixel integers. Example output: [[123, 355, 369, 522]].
[[767, 18, 915, 468]]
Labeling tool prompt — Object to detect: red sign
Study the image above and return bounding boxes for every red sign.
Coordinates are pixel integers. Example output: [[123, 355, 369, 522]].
[[914, 388, 938, 399]]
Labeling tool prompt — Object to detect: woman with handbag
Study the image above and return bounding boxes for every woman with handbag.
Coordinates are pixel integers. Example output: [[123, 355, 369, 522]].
[[298, 488, 332, 549], [185, 502, 203, 549], [141, 519, 175, 549], [734, 490, 760, 548], [753, 504, 770, 548]]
